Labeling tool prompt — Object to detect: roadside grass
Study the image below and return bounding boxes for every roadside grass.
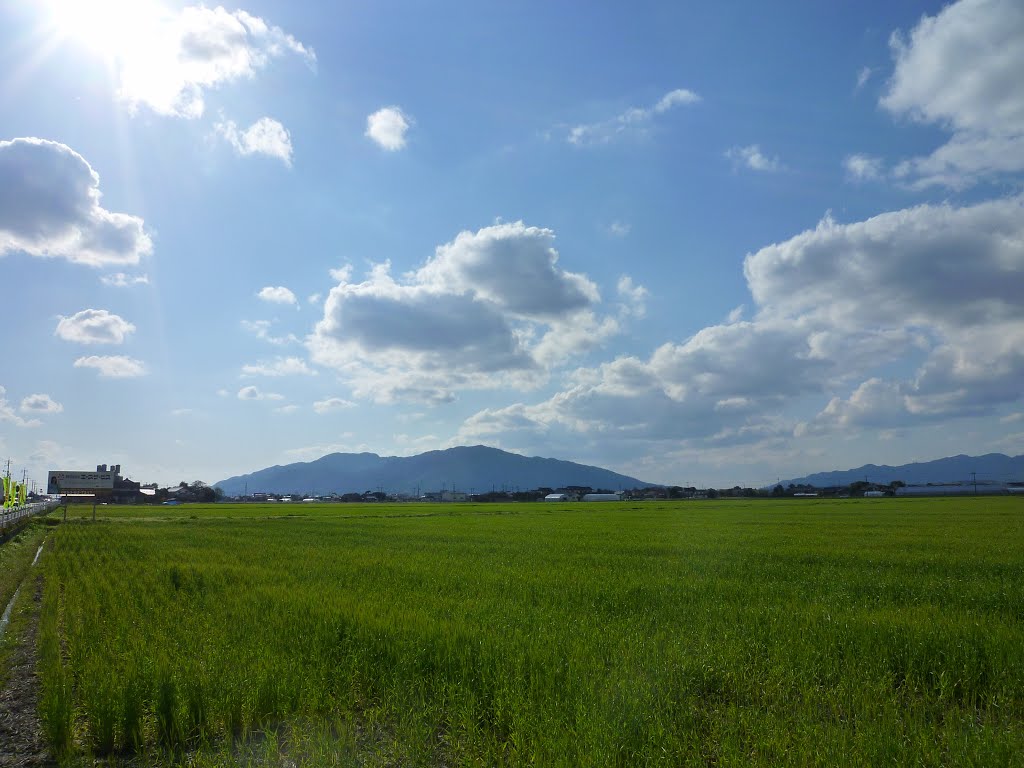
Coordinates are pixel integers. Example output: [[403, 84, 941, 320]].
[[0, 520, 49, 685], [37, 497, 1024, 765]]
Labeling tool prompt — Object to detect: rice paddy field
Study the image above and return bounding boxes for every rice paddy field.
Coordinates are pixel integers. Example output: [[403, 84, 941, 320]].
[[22, 497, 1024, 765]]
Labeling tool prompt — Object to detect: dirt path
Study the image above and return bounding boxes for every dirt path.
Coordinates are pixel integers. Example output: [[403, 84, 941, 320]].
[[0, 577, 52, 767]]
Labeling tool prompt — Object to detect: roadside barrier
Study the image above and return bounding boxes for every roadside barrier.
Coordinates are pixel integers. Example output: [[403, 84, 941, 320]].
[[0, 500, 60, 536]]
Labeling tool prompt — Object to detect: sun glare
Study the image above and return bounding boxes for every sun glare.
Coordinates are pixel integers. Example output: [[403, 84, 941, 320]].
[[43, 0, 164, 61]]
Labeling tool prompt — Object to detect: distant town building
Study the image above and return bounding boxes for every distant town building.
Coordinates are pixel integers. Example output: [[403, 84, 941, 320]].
[[582, 493, 621, 502]]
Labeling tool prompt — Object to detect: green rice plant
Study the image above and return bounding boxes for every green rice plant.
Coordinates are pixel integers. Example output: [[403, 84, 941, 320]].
[[83, 655, 118, 754], [37, 577, 73, 757], [35, 497, 1024, 765], [121, 670, 146, 752], [155, 659, 181, 750]]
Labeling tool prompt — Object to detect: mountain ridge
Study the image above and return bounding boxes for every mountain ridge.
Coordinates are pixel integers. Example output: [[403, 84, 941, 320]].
[[214, 445, 657, 496], [777, 453, 1024, 488]]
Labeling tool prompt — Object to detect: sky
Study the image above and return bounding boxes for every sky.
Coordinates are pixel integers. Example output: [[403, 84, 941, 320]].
[[1, 0, 1023, 491]]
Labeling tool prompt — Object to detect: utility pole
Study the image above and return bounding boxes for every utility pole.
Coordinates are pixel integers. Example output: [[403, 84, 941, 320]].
[[971, 471, 978, 496]]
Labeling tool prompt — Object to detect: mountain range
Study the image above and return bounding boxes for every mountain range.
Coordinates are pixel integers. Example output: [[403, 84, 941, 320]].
[[214, 445, 656, 496], [777, 453, 1024, 488]]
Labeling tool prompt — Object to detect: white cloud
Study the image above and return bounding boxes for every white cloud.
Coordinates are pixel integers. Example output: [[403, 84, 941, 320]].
[[114, 5, 315, 119], [0, 387, 42, 428], [216, 116, 293, 166], [308, 221, 621, 403], [20, 394, 63, 414], [616, 275, 648, 318], [568, 87, 700, 146], [329, 264, 353, 282], [1001, 412, 1024, 424], [275, 404, 299, 414], [416, 221, 599, 316], [55, 309, 135, 345], [456, 194, 1024, 458], [843, 153, 884, 181], [237, 385, 283, 401], [654, 89, 701, 113], [313, 397, 355, 413], [881, 0, 1024, 188], [0, 138, 151, 267], [73, 355, 147, 378], [257, 286, 297, 305], [365, 106, 412, 151], [241, 356, 315, 377], [726, 144, 783, 172], [855, 66, 874, 91], [101, 272, 149, 287], [241, 319, 299, 346], [608, 221, 631, 237]]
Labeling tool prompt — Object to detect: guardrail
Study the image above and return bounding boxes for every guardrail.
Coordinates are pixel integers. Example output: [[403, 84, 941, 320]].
[[0, 500, 60, 535]]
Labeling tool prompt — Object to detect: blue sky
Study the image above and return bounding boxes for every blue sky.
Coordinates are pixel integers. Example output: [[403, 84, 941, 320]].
[[2, 0, 1023, 490]]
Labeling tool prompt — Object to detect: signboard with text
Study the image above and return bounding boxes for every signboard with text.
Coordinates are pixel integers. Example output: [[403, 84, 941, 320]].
[[47, 470, 115, 495]]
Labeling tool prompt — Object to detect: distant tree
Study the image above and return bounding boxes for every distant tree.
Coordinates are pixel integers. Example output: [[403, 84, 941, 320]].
[[772, 484, 785, 497], [706, 488, 719, 499], [188, 481, 218, 503], [848, 481, 870, 497]]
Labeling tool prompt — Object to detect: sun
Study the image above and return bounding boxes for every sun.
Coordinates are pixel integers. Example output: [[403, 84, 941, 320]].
[[42, 0, 165, 62]]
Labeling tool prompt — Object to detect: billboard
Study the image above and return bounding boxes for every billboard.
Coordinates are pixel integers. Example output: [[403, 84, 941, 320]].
[[47, 470, 115, 495]]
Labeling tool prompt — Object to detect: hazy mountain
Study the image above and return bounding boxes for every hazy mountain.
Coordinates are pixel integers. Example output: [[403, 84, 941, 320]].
[[777, 453, 1024, 488], [215, 445, 657, 496]]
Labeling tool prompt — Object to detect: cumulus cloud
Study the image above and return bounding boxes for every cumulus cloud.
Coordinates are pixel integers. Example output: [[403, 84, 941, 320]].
[[568, 88, 700, 146], [241, 356, 315, 376], [115, 5, 315, 119], [257, 286, 297, 305], [365, 106, 412, 151], [312, 397, 355, 413], [308, 221, 623, 403], [0, 387, 42, 428], [55, 309, 135, 345], [882, 0, 1024, 188], [237, 385, 283, 401], [457, 195, 1024, 457], [101, 272, 149, 287], [216, 117, 293, 166], [73, 355, 147, 378], [0, 138, 151, 267], [616, 276, 648, 318], [725, 144, 784, 172], [20, 394, 63, 414]]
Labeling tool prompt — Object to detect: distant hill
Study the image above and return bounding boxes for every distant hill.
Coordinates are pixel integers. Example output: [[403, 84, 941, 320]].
[[215, 445, 657, 496], [777, 453, 1024, 488]]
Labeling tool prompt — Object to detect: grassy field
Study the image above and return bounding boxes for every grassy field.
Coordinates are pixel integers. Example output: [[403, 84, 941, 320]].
[[32, 497, 1024, 765]]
